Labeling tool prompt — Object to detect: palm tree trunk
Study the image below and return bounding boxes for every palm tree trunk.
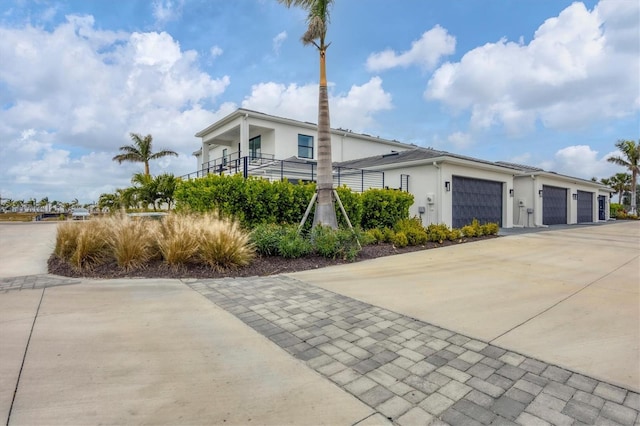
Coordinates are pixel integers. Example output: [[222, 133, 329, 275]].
[[144, 161, 150, 176], [312, 47, 338, 229], [631, 171, 638, 215]]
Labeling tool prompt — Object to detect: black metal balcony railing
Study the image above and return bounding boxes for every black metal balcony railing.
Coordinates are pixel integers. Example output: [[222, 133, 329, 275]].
[[180, 155, 386, 193]]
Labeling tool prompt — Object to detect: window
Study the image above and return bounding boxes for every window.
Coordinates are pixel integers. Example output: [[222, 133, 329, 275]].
[[222, 148, 228, 166], [298, 134, 313, 159], [249, 136, 261, 159]]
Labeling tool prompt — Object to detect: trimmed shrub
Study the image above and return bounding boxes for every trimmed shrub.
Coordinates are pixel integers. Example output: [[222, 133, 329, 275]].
[[251, 223, 286, 256], [365, 228, 384, 244], [447, 228, 463, 241], [482, 222, 500, 236], [382, 227, 396, 243], [461, 224, 476, 238], [335, 186, 363, 229], [361, 189, 414, 230], [395, 217, 428, 245], [391, 231, 408, 248], [426, 223, 450, 243]]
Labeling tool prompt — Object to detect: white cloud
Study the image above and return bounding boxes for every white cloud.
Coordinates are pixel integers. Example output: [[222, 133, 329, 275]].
[[210, 45, 223, 59], [447, 132, 473, 149], [241, 76, 393, 132], [425, 0, 640, 134], [0, 15, 231, 203], [539, 145, 619, 179], [152, 0, 183, 25], [272, 31, 287, 55], [366, 26, 456, 72]]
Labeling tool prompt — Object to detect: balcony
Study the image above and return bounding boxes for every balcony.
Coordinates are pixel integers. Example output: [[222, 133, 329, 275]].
[[180, 154, 386, 192]]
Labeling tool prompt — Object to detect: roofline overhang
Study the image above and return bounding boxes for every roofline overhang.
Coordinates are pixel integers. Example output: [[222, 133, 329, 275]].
[[194, 108, 414, 149], [516, 171, 615, 191]]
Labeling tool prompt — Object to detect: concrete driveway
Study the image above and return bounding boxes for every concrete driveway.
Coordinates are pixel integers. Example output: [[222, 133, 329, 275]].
[[290, 222, 640, 392]]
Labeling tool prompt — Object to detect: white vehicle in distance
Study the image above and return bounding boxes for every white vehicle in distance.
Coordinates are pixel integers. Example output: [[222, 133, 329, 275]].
[[71, 208, 91, 220]]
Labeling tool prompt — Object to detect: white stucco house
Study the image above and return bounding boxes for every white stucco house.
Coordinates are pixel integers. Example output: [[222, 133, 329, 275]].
[[189, 108, 614, 229]]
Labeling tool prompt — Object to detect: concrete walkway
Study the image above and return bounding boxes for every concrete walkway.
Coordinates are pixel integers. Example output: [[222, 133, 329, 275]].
[[0, 221, 638, 425]]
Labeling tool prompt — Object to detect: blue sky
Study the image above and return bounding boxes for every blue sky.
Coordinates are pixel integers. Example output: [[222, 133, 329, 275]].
[[0, 0, 638, 204]]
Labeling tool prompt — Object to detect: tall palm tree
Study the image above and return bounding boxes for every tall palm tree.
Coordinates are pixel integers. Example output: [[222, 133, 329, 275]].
[[603, 173, 632, 204], [607, 139, 639, 214], [279, 0, 338, 228], [113, 133, 178, 177]]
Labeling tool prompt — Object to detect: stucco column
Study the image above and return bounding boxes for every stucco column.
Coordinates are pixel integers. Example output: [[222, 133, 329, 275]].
[[201, 141, 209, 170], [239, 114, 249, 158]]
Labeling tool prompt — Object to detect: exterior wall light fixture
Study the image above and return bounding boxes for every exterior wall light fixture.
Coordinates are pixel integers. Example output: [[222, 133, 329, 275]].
[[539, 189, 544, 197], [445, 181, 451, 191], [509, 189, 514, 197], [572, 193, 578, 200]]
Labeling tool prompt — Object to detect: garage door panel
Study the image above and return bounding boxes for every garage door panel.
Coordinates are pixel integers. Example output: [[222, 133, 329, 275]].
[[577, 191, 593, 223], [452, 176, 503, 228], [542, 185, 567, 225]]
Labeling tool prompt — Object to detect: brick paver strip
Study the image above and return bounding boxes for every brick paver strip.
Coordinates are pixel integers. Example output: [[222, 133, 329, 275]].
[[0, 274, 81, 292], [184, 275, 639, 425]]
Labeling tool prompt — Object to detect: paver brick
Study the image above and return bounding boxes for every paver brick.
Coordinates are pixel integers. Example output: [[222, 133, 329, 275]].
[[447, 345, 466, 355], [433, 329, 455, 340], [522, 373, 549, 387], [332, 350, 360, 366], [306, 353, 333, 368], [594, 382, 628, 404], [438, 365, 472, 383], [396, 407, 433, 426], [466, 390, 496, 408], [448, 358, 472, 372], [482, 357, 505, 369], [367, 368, 398, 387], [541, 365, 571, 383], [426, 354, 449, 367], [317, 342, 341, 356], [427, 371, 453, 386], [426, 339, 450, 351], [442, 408, 485, 426], [317, 360, 347, 376], [460, 350, 485, 364], [380, 362, 411, 381], [377, 396, 413, 419], [600, 401, 638, 426], [344, 376, 378, 395], [491, 396, 526, 421], [490, 416, 519, 426], [404, 390, 428, 404], [409, 360, 437, 377], [543, 381, 576, 401], [468, 363, 496, 380], [330, 368, 360, 386], [360, 385, 395, 406], [624, 392, 640, 410], [573, 389, 606, 409], [372, 349, 399, 364], [567, 373, 598, 393], [346, 346, 371, 360], [389, 381, 414, 397], [420, 393, 455, 416], [505, 387, 535, 405], [353, 358, 382, 374], [464, 340, 488, 352], [562, 399, 600, 424], [448, 334, 471, 346], [393, 356, 416, 370], [404, 374, 439, 394], [468, 377, 506, 398], [525, 399, 573, 426], [499, 352, 526, 367], [487, 374, 514, 390], [440, 380, 473, 401], [496, 364, 526, 381], [515, 412, 552, 426], [403, 339, 423, 350]]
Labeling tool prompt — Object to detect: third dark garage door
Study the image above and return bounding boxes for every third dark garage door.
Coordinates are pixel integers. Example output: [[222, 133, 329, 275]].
[[452, 176, 503, 228]]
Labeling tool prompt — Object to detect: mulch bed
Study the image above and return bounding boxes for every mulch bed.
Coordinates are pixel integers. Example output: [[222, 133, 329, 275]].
[[48, 236, 498, 280]]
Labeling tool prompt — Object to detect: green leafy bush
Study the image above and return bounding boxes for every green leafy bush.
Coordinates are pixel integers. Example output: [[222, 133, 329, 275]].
[[395, 217, 428, 245], [365, 228, 384, 244], [251, 223, 286, 256], [482, 222, 500, 235], [311, 225, 361, 260], [361, 189, 414, 229], [461, 225, 476, 238], [335, 186, 363, 229], [426, 223, 450, 243], [278, 227, 313, 259], [391, 231, 408, 248], [447, 228, 462, 241]]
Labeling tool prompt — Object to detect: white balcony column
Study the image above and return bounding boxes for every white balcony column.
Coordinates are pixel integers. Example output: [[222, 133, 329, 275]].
[[201, 140, 210, 168], [239, 114, 249, 158]]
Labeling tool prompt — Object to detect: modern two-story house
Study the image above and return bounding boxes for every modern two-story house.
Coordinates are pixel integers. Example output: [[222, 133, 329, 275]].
[[188, 108, 614, 229]]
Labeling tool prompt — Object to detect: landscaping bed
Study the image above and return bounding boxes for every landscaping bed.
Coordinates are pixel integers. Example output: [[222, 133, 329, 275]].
[[48, 235, 497, 279]]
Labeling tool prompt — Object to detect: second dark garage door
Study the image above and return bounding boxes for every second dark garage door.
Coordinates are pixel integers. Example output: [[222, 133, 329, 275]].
[[543, 185, 567, 225], [577, 190, 593, 223], [452, 176, 503, 228]]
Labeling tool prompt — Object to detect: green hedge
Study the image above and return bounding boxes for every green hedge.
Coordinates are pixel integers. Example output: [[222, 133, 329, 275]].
[[174, 175, 414, 229]]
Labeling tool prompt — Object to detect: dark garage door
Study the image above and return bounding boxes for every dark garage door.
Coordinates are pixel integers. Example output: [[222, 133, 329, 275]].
[[577, 191, 593, 223], [452, 176, 503, 228], [542, 185, 567, 225]]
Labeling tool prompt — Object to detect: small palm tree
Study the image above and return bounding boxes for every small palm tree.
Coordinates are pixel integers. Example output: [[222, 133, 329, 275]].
[[113, 133, 178, 177], [279, 0, 338, 229], [608, 139, 639, 214]]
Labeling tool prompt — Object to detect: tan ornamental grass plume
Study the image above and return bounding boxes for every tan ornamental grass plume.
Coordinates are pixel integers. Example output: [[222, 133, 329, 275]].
[[197, 213, 254, 271], [156, 213, 200, 267], [106, 214, 160, 271], [69, 220, 110, 270]]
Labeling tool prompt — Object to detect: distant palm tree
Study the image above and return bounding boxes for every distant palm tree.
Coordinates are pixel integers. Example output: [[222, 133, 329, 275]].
[[113, 133, 178, 177], [603, 173, 632, 204], [279, 0, 338, 228], [607, 139, 639, 214]]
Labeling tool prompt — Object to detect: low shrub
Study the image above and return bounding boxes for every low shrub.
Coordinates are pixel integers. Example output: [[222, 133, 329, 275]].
[[395, 217, 428, 245], [426, 223, 450, 243], [382, 227, 396, 243], [312, 225, 361, 261], [278, 227, 313, 259], [447, 228, 462, 241], [364, 228, 384, 244], [251, 223, 286, 256], [391, 231, 408, 248], [482, 222, 500, 235], [461, 224, 476, 238]]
